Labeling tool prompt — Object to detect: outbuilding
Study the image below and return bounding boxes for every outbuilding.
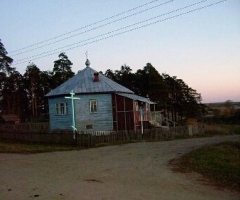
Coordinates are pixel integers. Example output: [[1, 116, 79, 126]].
[[0, 115, 20, 124]]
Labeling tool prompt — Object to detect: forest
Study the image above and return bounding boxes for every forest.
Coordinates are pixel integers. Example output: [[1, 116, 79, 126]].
[[1, 39, 207, 123]]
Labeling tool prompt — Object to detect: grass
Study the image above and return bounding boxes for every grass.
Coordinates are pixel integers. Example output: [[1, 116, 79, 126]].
[[0, 140, 138, 154], [0, 141, 78, 154], [0, 124, 239, 154], [171, 141, 240, 191]]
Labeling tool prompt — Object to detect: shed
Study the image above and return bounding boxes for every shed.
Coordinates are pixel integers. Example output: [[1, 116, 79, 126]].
[[0, 115, 20, 124]]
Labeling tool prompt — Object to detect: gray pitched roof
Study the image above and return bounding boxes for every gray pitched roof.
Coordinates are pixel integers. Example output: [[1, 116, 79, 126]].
[[45, 66, 134, 97]]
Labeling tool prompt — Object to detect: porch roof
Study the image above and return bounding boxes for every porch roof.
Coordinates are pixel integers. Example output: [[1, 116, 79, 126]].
[[116, 93, 156, 104]]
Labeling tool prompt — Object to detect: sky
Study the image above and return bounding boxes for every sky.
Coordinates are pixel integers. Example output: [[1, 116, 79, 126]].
[[1, 0, 240, 103]]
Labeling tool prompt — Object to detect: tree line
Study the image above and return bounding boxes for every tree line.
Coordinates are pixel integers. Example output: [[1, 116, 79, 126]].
[[103, 64, 206, 124], [0, 40, 74, 121], [0, 39, 206, 123]]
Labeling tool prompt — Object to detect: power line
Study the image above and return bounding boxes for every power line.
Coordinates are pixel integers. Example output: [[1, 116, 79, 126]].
[[12, 0, 211, 64], [11, 0, 174, 56], [13, 0, 225, 65], [12, 0, 226, 66], [10, 0, 167, 54]]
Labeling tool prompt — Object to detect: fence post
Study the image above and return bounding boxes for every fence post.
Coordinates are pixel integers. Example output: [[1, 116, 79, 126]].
[[188, 125, 193, 136], [75, 131, 78, 146]]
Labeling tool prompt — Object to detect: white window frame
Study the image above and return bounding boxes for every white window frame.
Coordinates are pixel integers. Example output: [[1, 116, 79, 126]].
[[55, 102, 68, 115], [90, 99, 98, 113]]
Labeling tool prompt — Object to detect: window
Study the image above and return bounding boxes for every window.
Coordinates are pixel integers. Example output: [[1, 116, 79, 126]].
[[55, 102, 68, 115], [90, 100, 97, 113]]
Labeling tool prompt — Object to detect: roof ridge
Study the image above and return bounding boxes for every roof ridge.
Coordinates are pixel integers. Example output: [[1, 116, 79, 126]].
[[45, 66, 134, 97], [85, 66, 133, 93]]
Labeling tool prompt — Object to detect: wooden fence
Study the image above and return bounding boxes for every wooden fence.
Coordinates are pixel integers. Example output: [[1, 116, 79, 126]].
[[0, 124, 205, 147], [0, 123, 49, 134], [0, 131, 75, 145]]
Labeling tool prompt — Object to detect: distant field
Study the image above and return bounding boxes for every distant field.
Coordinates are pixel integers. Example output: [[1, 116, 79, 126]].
[[205, 101, 240, 108]]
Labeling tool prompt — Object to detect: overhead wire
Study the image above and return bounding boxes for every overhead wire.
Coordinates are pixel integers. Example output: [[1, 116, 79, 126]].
[[12, 0, 208, 64], [10, 0, 174, 56], [10, 0, 167, 54], [12, 0, 226, 66]]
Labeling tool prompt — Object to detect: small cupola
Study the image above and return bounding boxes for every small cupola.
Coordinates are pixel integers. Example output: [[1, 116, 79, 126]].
[[85, 51, 90, 67], [85, 59, 90, 67]]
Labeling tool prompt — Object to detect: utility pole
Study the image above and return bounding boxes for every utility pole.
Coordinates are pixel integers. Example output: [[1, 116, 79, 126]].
[[65, 90, 80, 139]]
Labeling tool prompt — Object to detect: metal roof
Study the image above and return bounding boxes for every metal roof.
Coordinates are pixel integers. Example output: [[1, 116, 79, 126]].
[[45, 65, 134, 97], [116, 93, 156, 104]]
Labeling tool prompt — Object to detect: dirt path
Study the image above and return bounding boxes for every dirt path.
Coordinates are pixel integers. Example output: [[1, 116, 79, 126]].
[[0, 135, 239, 200]]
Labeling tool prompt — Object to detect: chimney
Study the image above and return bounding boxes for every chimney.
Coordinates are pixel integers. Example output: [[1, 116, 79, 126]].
[[93, 72, 99, 82]]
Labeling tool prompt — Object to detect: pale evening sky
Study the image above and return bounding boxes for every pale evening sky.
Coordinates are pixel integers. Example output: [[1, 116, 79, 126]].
[[1, 0, 239, 103]]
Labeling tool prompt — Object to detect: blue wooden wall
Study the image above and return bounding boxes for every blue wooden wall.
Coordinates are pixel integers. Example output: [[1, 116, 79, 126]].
[[48, 97, 72, 131], [75, 94, 113, 131], [48, 94, 113, 131]]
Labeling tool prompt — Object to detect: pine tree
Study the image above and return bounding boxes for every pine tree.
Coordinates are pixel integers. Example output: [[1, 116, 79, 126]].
[[52, 52, 74, 88]]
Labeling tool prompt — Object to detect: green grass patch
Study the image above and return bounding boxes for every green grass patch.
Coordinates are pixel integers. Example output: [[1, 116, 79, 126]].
[[0, 141, 78, 154], [173, 141, 240, 191]]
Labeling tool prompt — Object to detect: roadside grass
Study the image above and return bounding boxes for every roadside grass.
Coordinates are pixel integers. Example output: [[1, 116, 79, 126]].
[[0, 124, 239, 154], [0, 140, 138, 154], [170, 141, 240, 191], [0, 141, 78, 154]]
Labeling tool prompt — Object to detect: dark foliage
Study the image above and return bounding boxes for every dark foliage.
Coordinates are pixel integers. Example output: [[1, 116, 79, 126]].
[[0, 39, 206, 123], [0, 42, 74, 121], [105, 63, 206, 123]]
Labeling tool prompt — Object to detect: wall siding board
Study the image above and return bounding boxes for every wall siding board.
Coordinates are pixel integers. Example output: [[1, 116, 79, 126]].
[[111, 94, 117, 130], [48, 97, 72, 131], [49, 94, 113, 131], [75, 94, 113, 131], [115, 96, 135, 131]]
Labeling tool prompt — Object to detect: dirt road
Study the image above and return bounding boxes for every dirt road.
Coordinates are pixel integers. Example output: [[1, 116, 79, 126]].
[[0, 135, 239, 200]]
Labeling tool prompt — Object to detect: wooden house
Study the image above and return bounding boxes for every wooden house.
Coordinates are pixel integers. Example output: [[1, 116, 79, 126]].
[[45, 59, 156, 132]]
